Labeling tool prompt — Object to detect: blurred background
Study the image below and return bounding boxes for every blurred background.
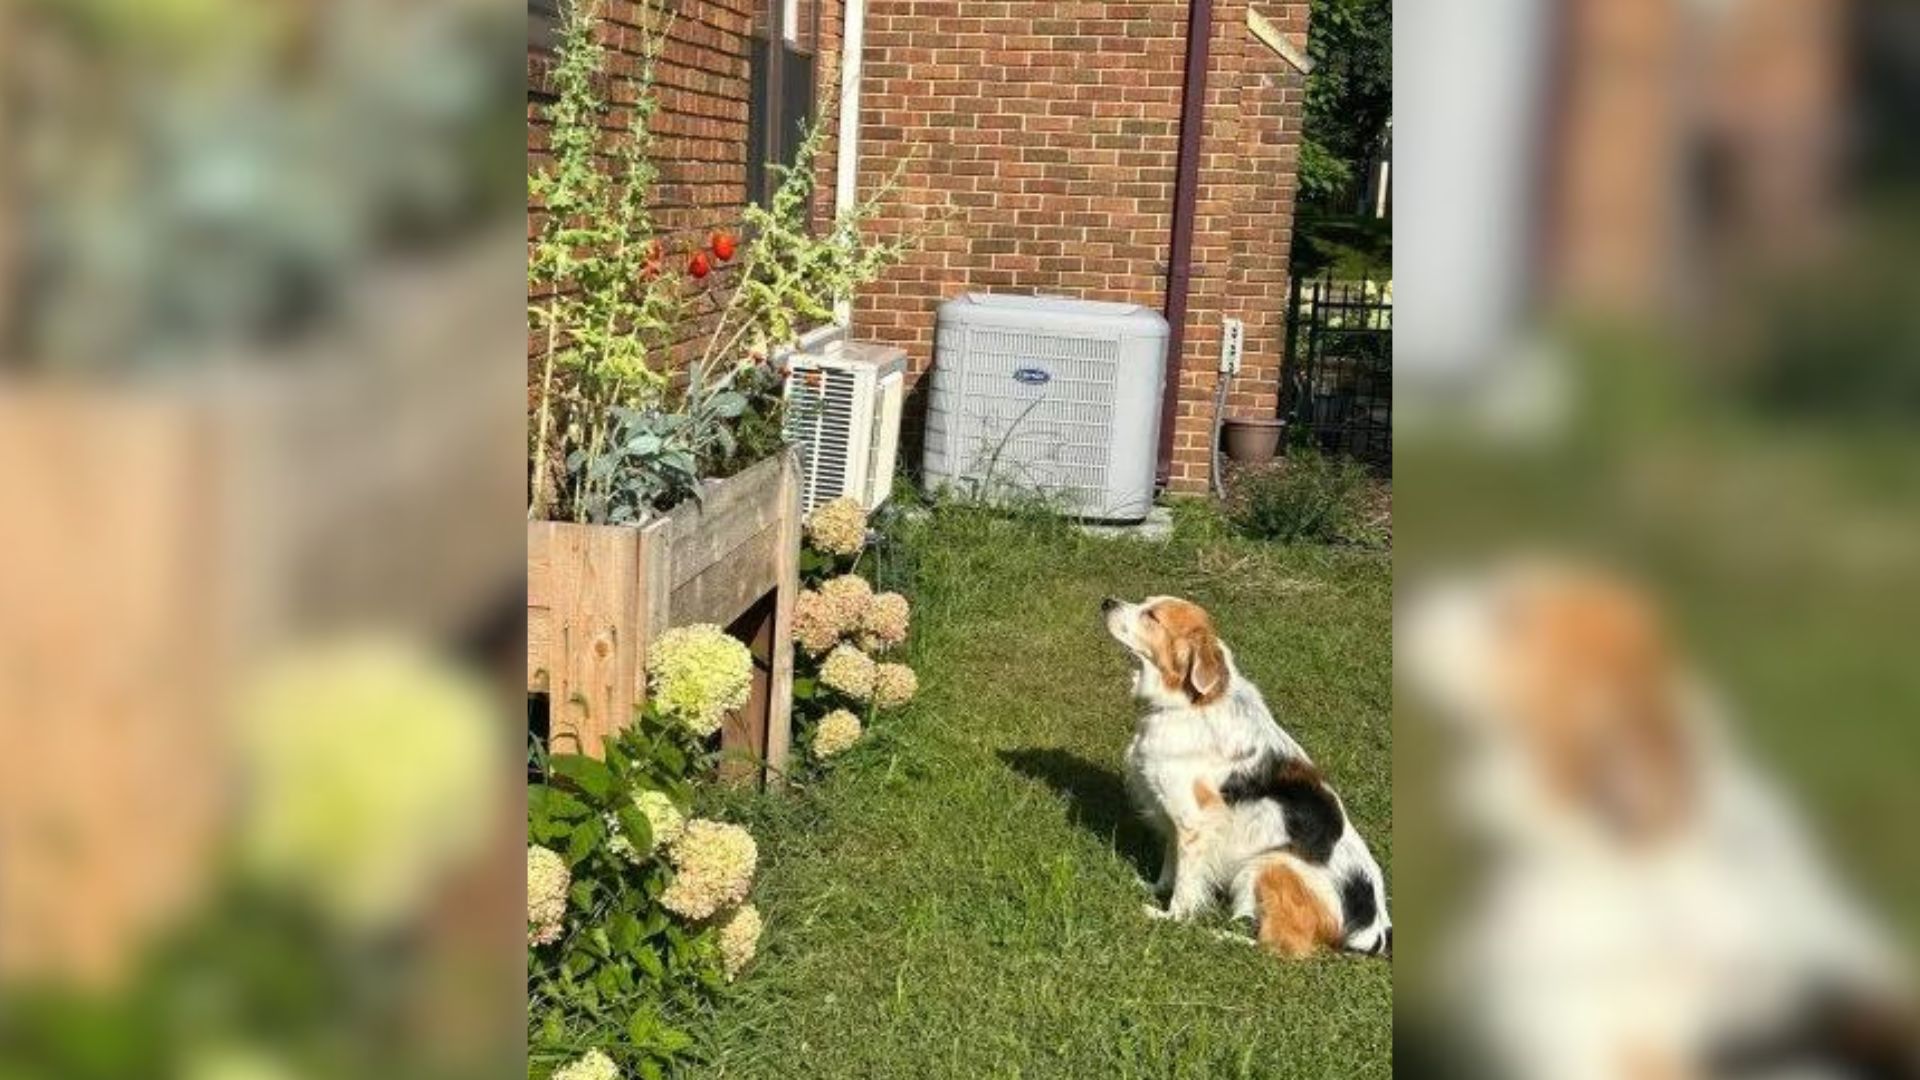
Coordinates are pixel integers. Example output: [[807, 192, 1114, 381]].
[[0, 0, 527, 1076], [1397, 0, 1920, 1076]]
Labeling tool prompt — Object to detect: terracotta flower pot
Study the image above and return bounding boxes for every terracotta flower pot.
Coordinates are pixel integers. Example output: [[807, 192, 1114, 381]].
[[1221, 417, 1286, 465]]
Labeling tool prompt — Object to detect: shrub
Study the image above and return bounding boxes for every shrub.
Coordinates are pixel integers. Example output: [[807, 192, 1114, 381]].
[[1228, 448, 1381, 545], [528, 712, 760, 1079]]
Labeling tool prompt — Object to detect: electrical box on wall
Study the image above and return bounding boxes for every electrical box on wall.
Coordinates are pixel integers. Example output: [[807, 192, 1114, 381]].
[[1220, 317, 1245, 374]]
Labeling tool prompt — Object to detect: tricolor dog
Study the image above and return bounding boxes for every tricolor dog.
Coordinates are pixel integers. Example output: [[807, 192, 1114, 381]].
[[1400, 564, 1916, 1080], [1102, 595, 1390, 958]]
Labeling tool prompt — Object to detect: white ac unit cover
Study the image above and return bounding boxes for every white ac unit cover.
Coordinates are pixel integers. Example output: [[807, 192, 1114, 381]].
[[924, 293, 1168, 522], [784, 341, 908, 513]]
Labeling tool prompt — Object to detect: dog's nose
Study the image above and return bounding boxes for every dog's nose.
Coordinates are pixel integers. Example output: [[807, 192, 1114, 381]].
[[1101, 596, 1120, 613]]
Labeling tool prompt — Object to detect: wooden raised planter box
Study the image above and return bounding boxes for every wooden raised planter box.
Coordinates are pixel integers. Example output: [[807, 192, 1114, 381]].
[[526, 450, 801, 782]]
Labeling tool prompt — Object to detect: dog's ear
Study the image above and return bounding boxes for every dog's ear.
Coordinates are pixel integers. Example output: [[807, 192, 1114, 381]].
[[1184, 628, 1228, 703]]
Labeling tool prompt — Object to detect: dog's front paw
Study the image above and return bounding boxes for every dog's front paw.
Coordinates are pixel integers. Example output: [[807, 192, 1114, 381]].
[[1141, 903, 1177, 921]]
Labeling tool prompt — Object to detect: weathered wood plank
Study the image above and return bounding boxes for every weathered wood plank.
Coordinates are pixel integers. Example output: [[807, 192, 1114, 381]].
[[717, 595, 776, 785], [764, 452, 800, 780], [662, 453, 789, 590], [662, 452, 787, 537], [535, 521, 644, 757], [0, 390, 221, 984], [667, 522, 782, 629], [526, 606, 553, 693], [526, 523, 553, 609]]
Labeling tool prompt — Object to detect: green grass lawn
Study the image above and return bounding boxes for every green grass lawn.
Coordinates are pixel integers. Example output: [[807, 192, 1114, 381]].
[[694, 505, 1392, 1079]]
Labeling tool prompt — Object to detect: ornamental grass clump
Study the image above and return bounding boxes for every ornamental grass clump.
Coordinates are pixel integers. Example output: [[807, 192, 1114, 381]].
[[661, 819, 758, 920], [805, 496, 868, 557], [716, 903, 763, 980], [527, 845, 570, 946], [812, 708, 862, 759], [647, 624, 752, 738], [818, 643, 878, 701]]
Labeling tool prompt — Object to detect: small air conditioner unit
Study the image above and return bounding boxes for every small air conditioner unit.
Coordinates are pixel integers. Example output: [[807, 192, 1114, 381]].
[[784, 340, 908, 513], [923, 293, 1169, 522]]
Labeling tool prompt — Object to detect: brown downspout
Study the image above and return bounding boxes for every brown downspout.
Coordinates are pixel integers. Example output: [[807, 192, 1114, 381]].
[[1156, 0, 1215, 487]]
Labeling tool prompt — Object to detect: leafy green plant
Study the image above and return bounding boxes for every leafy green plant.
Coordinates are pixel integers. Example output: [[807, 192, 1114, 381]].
[[529, 0, 922, 526], [527, 715, 718, 1080], [528, 0, 681, 522], [1300, 0, 1391, 210], [698, 118, 917, 371], [1228, 448, 1383, 545]]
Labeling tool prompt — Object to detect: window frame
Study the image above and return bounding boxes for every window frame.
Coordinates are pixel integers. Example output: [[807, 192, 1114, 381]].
[[746, 0, 821, 212]]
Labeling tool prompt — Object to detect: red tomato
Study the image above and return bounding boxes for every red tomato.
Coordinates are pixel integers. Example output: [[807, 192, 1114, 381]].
[[711, 231, 737, 262], [688, 252, 711, 279]]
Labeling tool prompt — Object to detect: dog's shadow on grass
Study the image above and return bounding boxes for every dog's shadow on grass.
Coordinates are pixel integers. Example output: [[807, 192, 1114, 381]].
[[998, 747, 1160, 882]]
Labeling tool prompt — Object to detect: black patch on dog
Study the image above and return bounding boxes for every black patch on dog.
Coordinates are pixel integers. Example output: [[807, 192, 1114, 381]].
[[1339, 870, 1378, 937], [1220, 754, 1345, 864], [1708, 986, 1920, 1080]]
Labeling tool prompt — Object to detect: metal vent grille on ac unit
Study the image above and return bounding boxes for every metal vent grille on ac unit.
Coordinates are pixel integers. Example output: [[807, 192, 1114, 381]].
[[923, 294, 1169, 523], [784, 341, 908, 514]]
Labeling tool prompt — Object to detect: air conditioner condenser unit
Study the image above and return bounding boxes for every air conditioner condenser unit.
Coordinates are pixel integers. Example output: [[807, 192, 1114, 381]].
[[923, 293, 1169, 522], [784, 341, 908, 513]]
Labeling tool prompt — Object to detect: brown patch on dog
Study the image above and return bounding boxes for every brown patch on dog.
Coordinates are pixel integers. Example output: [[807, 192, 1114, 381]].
[[1619, 1044, 1691, 1080], [1142, 598, 1229, 705], [1193, 779, 1223, 811], [1254, 859, 1341, 959], [1498, 572, 1693, 842]]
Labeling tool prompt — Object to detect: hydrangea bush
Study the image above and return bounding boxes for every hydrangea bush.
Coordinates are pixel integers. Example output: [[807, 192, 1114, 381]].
[[789, 496, 922, 771], [529, 706, 762, 1079]]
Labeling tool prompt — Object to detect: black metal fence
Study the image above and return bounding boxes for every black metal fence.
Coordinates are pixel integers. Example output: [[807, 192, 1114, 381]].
[[1282, 272, 1392, 473]]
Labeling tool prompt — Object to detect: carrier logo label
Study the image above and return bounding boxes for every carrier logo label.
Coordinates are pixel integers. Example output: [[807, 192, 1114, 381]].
[[1012, 367, 1052, 386]]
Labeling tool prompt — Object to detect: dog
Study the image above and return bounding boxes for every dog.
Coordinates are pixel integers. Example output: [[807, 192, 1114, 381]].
[[1102, 594, 1391, 958], [1400, 563, 1917, 1080]]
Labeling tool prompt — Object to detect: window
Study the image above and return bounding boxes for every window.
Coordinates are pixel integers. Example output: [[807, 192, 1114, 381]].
[[528, 0, 562, 96], [746, 0, 819, 209], [529, 0, 561, 57]]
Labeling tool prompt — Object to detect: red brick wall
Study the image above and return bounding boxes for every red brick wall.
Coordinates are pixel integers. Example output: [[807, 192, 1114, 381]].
[[845, 0, 1310, 492], [527, 0, 1311, 495], [529, 0, 809, 356]]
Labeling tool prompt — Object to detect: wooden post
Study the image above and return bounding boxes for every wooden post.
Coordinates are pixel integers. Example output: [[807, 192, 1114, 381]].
[[719, 593, 776, 784], [527, 519, 658, 757], [764, 451, 800, 781]]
